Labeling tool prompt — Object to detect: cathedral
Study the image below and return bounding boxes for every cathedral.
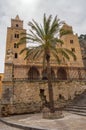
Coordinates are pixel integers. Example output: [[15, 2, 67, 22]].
[[0, 15, 86, 116], [4, 15, 84, 80]]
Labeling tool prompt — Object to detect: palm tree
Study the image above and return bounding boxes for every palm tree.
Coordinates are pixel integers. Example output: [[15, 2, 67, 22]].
[[18, 14, 76, 113]]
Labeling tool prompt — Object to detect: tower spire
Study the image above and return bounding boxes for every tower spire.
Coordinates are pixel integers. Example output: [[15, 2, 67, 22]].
[[15, 15, 20, 20]]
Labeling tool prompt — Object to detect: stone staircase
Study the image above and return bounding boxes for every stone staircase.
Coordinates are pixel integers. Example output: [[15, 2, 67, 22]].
[[64, 90, 86, 116]]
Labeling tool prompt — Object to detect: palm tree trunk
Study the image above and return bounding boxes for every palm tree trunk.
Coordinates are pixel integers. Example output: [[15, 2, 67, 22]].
[[46, 54, 55, 113]]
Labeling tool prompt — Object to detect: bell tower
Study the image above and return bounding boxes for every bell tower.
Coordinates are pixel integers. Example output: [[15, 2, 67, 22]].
[[60, 23, 84, 67], [1, 15, 26, 109], [5, 15, 26, 65]]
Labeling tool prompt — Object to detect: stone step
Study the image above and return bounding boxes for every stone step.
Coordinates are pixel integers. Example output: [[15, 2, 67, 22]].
[[64, 90, 86, 116], [66, 111, 86, 116], [66, 105, 86, 110], [64, 108, 86, 113]]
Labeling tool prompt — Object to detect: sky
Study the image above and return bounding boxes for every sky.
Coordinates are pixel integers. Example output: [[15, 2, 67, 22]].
[[0, 0, 86, 73]]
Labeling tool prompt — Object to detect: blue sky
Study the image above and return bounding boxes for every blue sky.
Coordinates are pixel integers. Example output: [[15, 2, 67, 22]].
[[0, 0, 86, 72]]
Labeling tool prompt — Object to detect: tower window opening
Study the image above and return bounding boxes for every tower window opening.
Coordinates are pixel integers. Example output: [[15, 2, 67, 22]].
[[14, 34, 19, 38], [14, 43, 19, 48], [14, 43, 17, 48], [71, 48, 75, 52], [0, 76, 1, 81], [16, 24, 19, 27], [70, 40, 73, 44], [14, 53, 18, 58]]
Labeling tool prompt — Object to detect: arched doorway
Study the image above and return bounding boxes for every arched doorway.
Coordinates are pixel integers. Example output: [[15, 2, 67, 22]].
[[42, 68, 55, 80], [57, 68, 67, 80], [28, 66, 40, 80]]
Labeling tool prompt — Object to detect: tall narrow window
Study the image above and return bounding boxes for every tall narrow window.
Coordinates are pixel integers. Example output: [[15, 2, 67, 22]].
[[14, 43, 19, 48], [15, 34, 16, 38], [71, 48, 75, 52], [70, 40, 73, 44], [14, 34, 19, 38], [17, 34, 19, 38], [14, 43, 17, 48], [0, 76, 1, 81], [14, 53, 18, 58]]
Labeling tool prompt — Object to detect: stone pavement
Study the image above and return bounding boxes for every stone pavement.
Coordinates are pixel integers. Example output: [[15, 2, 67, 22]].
[[0, 121, 21, 130], [0, 112, 86, 130]]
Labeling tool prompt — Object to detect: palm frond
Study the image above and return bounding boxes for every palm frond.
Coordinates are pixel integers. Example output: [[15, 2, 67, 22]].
[[17, 38, 26, 45], [43, 13, 47, 34], [57, 48, 70, 60], [32, 19, 44, 39], [45, 14, 52, 35], [29, 30, 44, 44], [20, 32, 26, 36], [19, 47, 28, 54], [18, 14, 76, 67], [28, 21, 44, 40], [60, 29, 73, 37], [51, 51, 61, 64], [50, 45, 70, 60], [24, 48, 35, 60], [64, 48, 76, 60], [49, 15, 59, 35], [56, 39, 64, 45], [31, 46, 43, 60]]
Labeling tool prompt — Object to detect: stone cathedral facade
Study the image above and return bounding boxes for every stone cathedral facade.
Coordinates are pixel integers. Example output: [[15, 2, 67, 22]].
[[1, 15, 86, 116]]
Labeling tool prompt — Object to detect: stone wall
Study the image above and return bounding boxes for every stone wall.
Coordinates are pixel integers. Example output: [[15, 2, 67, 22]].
[[0, 73, 4, 99], [1, 80, 86, 116], [14, 80, 86, 102]]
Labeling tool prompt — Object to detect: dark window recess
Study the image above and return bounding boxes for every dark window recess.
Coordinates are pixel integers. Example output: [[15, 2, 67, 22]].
[[70, 40, 73, 43], [0, 76, 1, 80], [15, 34, 19, 38], [71, 48, 75, 52], [59, 94, 64, 99], [14, 43, 19, 48], [14, 43, 17, 48], [40, 89, 44, 95], [16, 24, 19, 27], [15, 34, 16, 38], [14, 53, 18, 58]]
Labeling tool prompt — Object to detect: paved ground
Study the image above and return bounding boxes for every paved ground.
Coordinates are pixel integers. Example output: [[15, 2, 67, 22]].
[[0, 121, 22, 130], [0, 112, 86, 130]]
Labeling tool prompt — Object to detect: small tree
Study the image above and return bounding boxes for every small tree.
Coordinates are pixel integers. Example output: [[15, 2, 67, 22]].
[[18, 14, 76, 113]]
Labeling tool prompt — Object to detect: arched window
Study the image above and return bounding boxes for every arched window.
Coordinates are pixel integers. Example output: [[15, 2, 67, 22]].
[[28, 66, 40, 80], [14, 43, 17, 48], [57, 68, 67, 80], [14, 34, 19, 38], [14, 43, 19, 48], [14, 53, 18, 58]]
